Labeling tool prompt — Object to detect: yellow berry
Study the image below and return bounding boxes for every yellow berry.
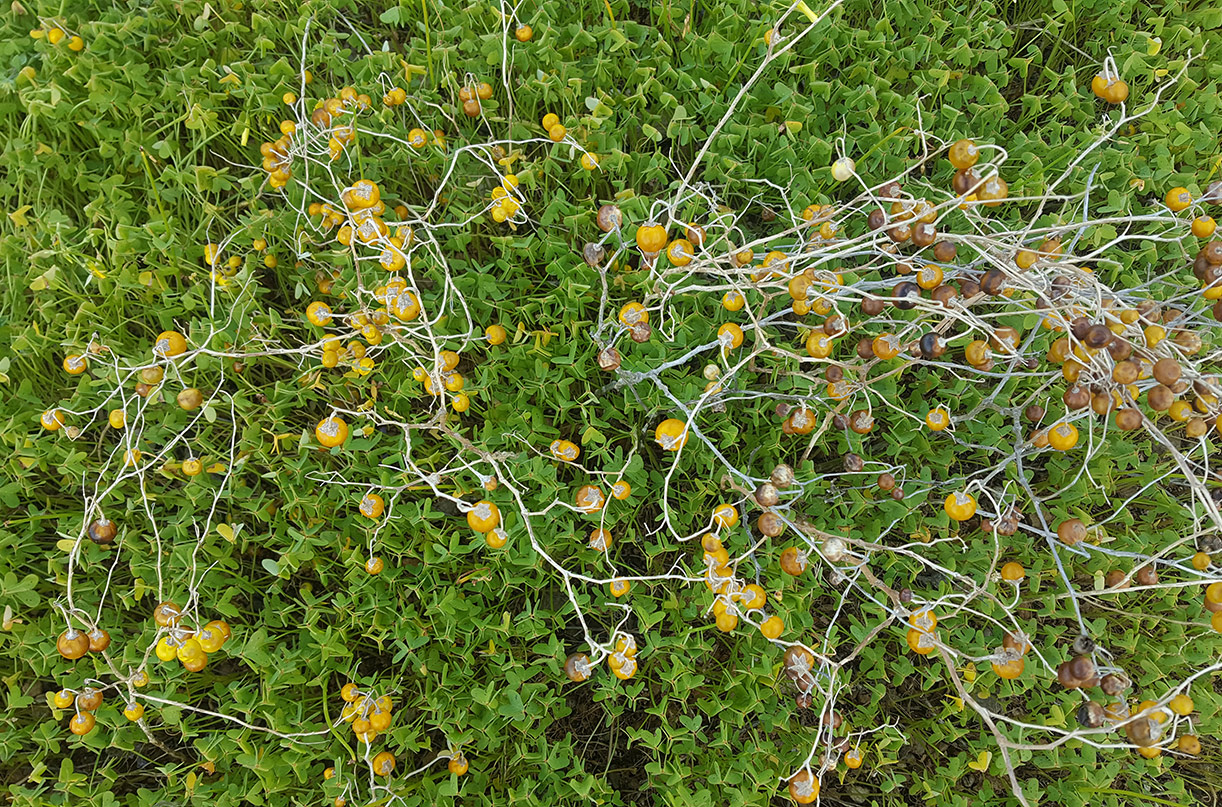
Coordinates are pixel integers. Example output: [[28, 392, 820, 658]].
[[759, 615, 784, 639]]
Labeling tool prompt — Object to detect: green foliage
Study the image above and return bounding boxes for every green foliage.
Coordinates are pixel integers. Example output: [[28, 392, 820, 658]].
[[2, 0, 1222, 806]]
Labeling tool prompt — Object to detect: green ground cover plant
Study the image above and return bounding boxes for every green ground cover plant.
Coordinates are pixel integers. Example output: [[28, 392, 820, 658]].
[[4, 0, 1222, 805]]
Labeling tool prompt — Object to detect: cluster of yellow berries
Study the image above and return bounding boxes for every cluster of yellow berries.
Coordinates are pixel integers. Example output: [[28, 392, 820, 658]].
[[30, 22, 84, 51], [151, 601, 232, 673], [465, 498, 509, 549], [540, 112, 567, 143], [43, 337, 203, 436], [584, 486, 632, 551], [54, 685, 107, 735], [412, 349, 469, 411], [315, 87, 370, 160], [904, 609, 938, 656], [333, 179, 391, 248], [382, 85, 407, 107], [549, 438, 581, 462], [201, 239, 277, 285], [1058, 652, 1200, 759], [564, 633, 640, 683], [258, 124, 299, 189], [406, 125, 446, 149], [543, 438, 634, 559], [1114, 695, 1198, 759], [488, 173, 522, 223], [702, 500, 785, 640], [989, 630, 1030, 680], [1090, 71, 1129, 104], [340, 683, 397, 745]]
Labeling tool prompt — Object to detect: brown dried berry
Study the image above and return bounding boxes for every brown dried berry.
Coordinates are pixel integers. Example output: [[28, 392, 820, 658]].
[[1057, 518, 1086, 545], [1204, 241, 1222, 265], [952, 168, 981, 195], [980, 268, 1005, 295], [1063, 385, 1091, 410], [919, 333, 945, 359], [88, 518, 117, 544], [1125, 716, 1160, 747], [583, 243, 605, 266], [1056, 661, 1080, 689], [933, 240, 957, 262], [911, 222, 936, 247], [1112, 360, 1139, 385], [1077, 701, 1105, 728], [1147, 385, 1174, 411], [597, 348, 621, 371], [821, 709, 844, 730], [771, 464, 796, 489], [1115, 408, 1142, 431], [1071, 635, 1096, 655], [849, 409, 874, 434], [758, 512, 785, 537], [1106, 339, 1133, 362], [1100, 672, 1131, 696], [755, 482, 780, 508], [892, 281, 921, 311], [596, 205, 623, 233], [1152, 358, 1181, 387], [1083, 325, 1112, 349], [930, 284, 958, 306]]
